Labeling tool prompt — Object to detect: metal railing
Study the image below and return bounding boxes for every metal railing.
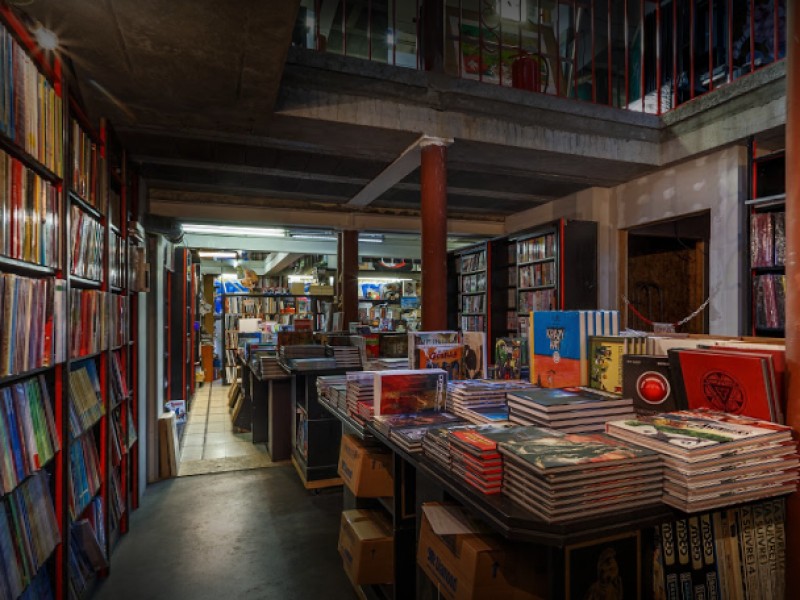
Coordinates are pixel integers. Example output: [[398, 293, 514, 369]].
[[294, 0, 787, 115]]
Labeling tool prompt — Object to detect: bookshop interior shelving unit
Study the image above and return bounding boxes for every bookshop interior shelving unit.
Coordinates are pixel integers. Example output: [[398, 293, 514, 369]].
[[168, 247, 196, 409], [747, 146, 786, 337], [447, 221, 598, 353], [513, 219, 598, 338], [220, 293, 333, 384], [453, 242, 490, 335], [0, 9, 141, 597]]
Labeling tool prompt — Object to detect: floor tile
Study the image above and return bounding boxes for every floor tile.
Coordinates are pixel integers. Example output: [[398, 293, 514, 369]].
[[202, 444, 227, 459], [207, 414, 228, 423], [182, 434, 205, 447], [180, 447, 203, 461], [205, 432, 233, 444], [224, 443, 251, 458], [206, 422, 229, 433]]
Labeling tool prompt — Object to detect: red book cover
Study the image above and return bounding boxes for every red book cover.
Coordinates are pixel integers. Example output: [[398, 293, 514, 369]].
[[669, 349, 776, 422], [450, 430, 499, 455]]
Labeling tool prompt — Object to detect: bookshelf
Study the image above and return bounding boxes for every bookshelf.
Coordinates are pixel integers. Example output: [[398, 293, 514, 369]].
[[453, 242, 490, 335], [220, 293, 334, 384], [0, 8, 141, 596], [747, 147, 785, 337], [168, 248, 195, 409], [0, 9, 67, 599], [513, 219, 598, 340]]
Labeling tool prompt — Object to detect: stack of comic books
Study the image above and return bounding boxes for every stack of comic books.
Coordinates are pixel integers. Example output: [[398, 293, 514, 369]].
[[346, 371, 375, 424], [606, 409, 798, 512], [498, 427, 662, 522], [505, 387, 635, 434], [446, 379, 533, 424], [447, 426, 530, 495]]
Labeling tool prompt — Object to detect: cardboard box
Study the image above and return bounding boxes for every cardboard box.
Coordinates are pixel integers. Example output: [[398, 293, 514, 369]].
[[309, 284, 334, 295], [338, 509, 394, 585], [289, 282, 306, 295], [417, 504, 547, 600], [337, 434, 393, 496], [158, 411, 179, 479], [338, 434, 393, 498]]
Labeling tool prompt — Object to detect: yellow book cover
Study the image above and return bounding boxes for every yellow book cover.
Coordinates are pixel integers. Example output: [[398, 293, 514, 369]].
[[588, 336, 625, 394]]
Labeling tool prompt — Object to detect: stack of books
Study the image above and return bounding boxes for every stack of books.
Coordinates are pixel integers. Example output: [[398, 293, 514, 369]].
[[498, 427, 662, 522], [506, 387, 635, 434], [372, 412, 461, 438], [255, 355, 289, 379], [449, 429, 505, 494], [422, 423, 476, 471], [373, 357, 409, 370], [332, 346, 362, 369], [446, 379, 533, 424], [316, 375, 347, 409], [606, 409, 799, 512], [346, 372, 375, 424]]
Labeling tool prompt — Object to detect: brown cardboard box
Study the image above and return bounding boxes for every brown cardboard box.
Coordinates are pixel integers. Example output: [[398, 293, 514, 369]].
[[417, 504, 546, 600], [309, 284, 334, 295], [338, 509, 394, 585], [289, 282, 306, 295], [158, 411, 179, 479], [338, 434, 393, 498]]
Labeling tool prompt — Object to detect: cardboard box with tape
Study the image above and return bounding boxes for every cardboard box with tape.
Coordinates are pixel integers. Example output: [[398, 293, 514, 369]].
[[338, 434, 393, 498], [417, 503, 547, 600], [338, 509, 394, 585]]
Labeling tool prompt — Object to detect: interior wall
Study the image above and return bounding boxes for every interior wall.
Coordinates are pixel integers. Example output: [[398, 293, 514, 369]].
[[505, 145, 747, 335], [615, 146, 746, 334]]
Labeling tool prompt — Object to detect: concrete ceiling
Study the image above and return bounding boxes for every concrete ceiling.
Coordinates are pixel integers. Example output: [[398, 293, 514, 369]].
[[15, 0, 782, 230]]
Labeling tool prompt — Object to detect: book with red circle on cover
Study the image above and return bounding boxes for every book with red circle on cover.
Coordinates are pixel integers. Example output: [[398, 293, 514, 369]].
[[667, 348, 780, 423]]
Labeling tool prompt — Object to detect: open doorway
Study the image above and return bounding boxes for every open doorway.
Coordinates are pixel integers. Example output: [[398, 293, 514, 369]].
[[622, 212, 710, 334]]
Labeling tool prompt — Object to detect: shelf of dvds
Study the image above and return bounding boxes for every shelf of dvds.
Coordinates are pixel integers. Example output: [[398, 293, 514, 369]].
[[747, 144, 786, 338], [0, 8, 142, 596]]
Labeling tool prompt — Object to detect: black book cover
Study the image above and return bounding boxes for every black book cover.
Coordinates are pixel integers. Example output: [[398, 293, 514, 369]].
[[623, 354, 683, 414]]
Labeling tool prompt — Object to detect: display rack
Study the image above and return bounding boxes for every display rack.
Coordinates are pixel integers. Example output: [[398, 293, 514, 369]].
[[747, 145, 786, 337], [453, 242, 490, 334]]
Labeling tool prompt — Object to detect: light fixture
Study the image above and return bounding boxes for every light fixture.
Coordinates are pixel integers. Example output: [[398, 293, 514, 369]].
[[288, 275, 314, 282], [290, 234, 338, 242], [358, 234, 384, 244], [218, 273, 240, 281], [182, 224, 286, 237], [386, 30, 395, 45], [198, 251, 238, 259], [33, 25, 58, 51]]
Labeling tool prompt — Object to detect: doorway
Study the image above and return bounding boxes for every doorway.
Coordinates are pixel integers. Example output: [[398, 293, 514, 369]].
[[622, 212, 710, 334]]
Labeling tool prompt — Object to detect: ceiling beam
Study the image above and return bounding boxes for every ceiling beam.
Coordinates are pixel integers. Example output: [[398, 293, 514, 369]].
[[348, 135, 453, 208], [136, 155, 553, 203], [263, 252, 304, 274], [151, 195, 504, 236]]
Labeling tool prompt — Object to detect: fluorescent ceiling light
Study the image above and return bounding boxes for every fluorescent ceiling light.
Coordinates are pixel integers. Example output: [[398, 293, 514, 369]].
[[183, 224, 286, 237], [291, 234, 337, 242], [218, 273, 240, 281], [198, 251, 238, 259], [288, 275, 314, 282], [358, 234, 384, 244], [34, 26, 59, 51]]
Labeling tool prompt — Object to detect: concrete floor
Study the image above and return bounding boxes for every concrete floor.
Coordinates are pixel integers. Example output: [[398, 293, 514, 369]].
[[94, 467, 357, 600]]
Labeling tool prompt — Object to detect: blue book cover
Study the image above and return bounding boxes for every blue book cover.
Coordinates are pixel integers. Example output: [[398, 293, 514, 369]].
[[3, 386, 25, 482], [533, 311, 587, 361]]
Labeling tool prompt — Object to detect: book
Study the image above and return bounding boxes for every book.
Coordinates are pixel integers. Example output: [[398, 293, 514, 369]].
[[668, 348, 779, 422], [417, 344, 464, 380], [461, 331, 487, 379], [407, 331, 460, 369], [531, 311, 620, 388], [494, 337, 525, 380], [372, 369, 446, 416], [622, 354, 678, 415]]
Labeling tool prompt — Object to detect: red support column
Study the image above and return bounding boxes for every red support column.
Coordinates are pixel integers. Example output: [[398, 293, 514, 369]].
[[339, 230, 359, 329], [786, 1, 800, 590], [421, 141, 448, 331]]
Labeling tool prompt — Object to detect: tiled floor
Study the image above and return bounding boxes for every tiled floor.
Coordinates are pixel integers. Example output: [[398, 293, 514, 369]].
[[179, 382, 271, 463]]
